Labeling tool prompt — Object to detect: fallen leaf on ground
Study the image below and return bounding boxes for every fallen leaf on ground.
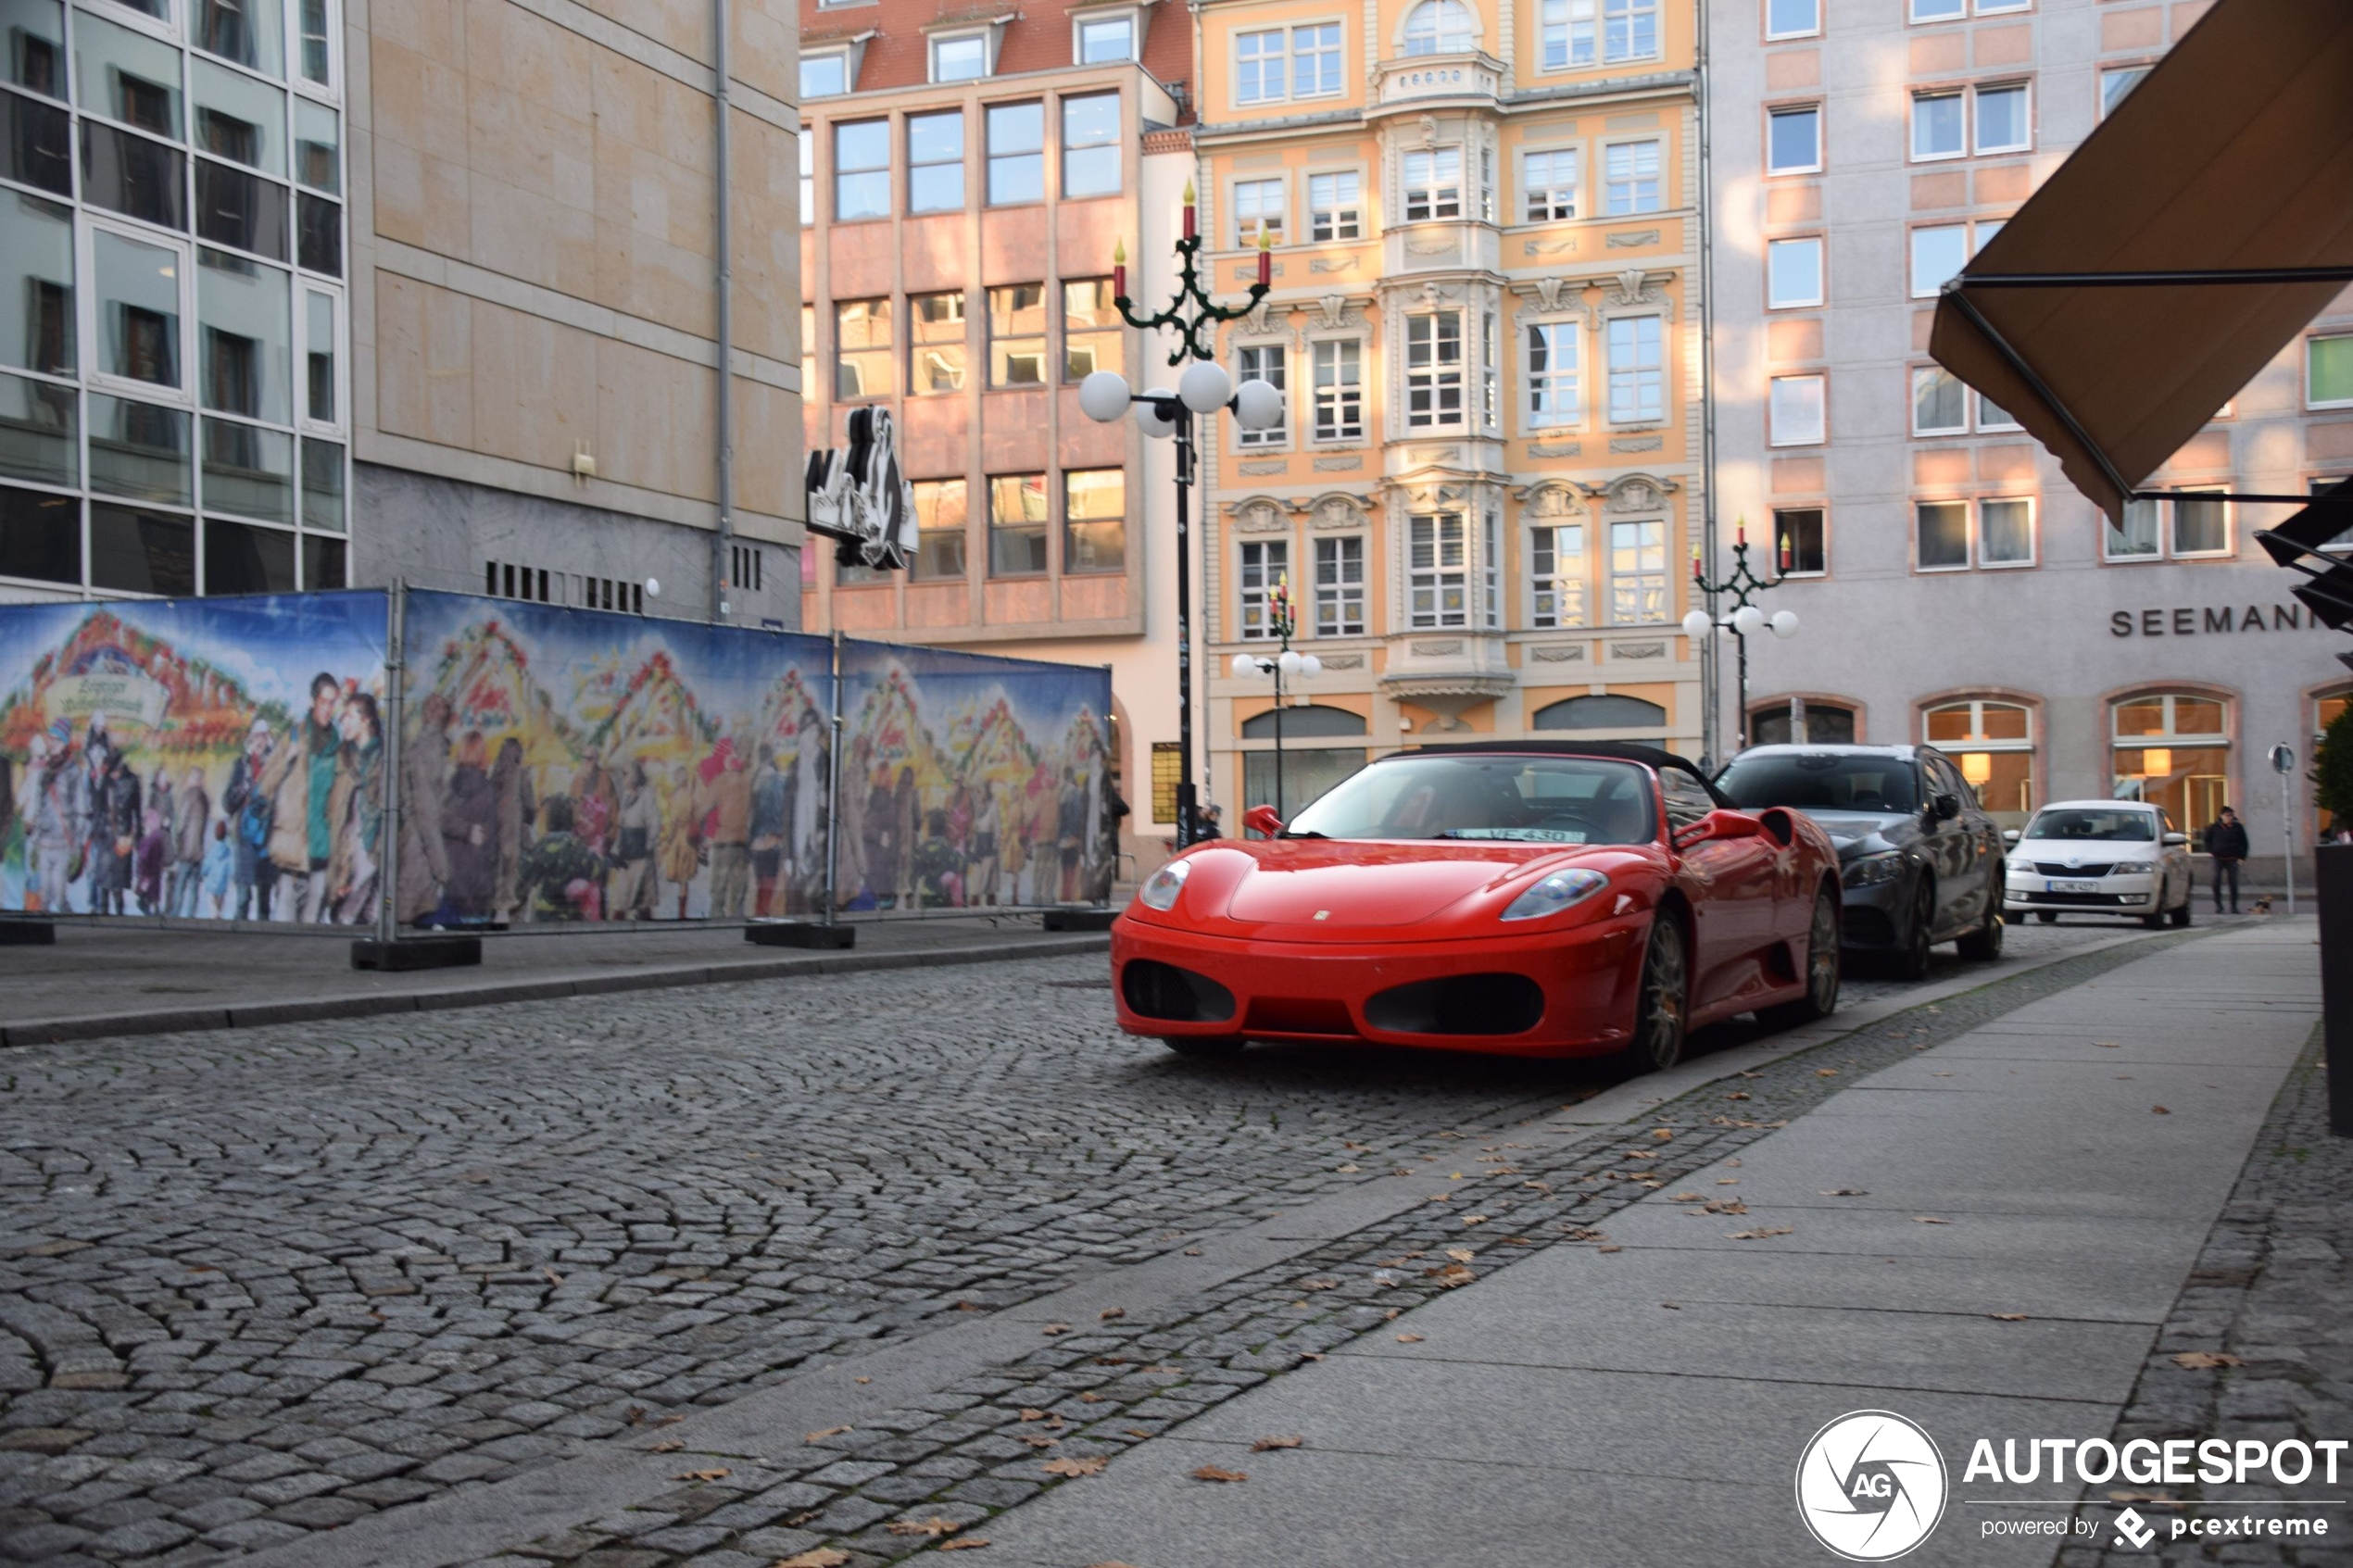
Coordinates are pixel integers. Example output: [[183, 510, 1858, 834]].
[[1079, 1392, 1104, 1403], [855, 1376, 871, 1385], [805, 1426, 851, 1443], [937, 1540, 990, 1552], [2171, 1351, 2243, 1370], [1183, 1248, 1202, 1256], [1820, 1189, 1868, 1197], [1396, 1333, 1424, 1342], [1042, 1456, 1108, 1477], [1661, 1301, 1680, 1311], [1597, 1244, 1623, 1253], [1669, 1191, 1705, 1203], [1193, 1465, 1248, 1483], [1718, 1178, 1740, 1185], [1724, 1092, 1751, 1101], [1460, 1215, 1488, 1226], [1703, 1198, 1748, 1215], [653, 1413, 685, 1427], [1301, 1278, 1339, 1291], [649, 1438, 683, 1452], [1423, 1262, 1477, 1287], [1252, 1435, 1303, 1450], [674, 1467, 729, 1482], [1017, 1408, 1051, 1422], [1815, 1068, 1839, 1077], [1650, 1128, 1675, 1142], [887, 1518, 966, 1537], [2152, 1105, 2171, 1115], [1335, 1163, 1360, 1173], [774, 1550, 850, 1568], [542, 1267, 562, 1285], [1099, 1307, 1126, 1321], [1990, 1313, 2030, 1322], [1566, 1227, 1606, 1241], [954, 1301, 984, 1311], [1126, 1428, 1152, 1437], [1622, 1150, 1658, 1161], [1021, 1436, 1058, 1449], [1450, 1172, 1464, 1179], [1444, 1247, 1476, 1262], [1913, 1217, 1951, 1224], [1726, 1227, 1793, 1240]]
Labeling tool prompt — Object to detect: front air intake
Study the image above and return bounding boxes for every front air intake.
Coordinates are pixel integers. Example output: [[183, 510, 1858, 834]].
[[1121, 960, 1239, 1023], [1364, 973, 1545, 1036]]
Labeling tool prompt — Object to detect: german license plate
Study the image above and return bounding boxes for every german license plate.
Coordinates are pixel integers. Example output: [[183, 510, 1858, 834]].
[[2051, 880, 2099, 894]]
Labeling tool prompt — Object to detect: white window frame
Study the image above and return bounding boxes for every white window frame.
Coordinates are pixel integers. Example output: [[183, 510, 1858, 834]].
[[1765, 0, 1820, 42], [1311, 337, 1363, 441], [1915, 499, 1971, 572], [1073, 11, 1138, 64], [799, 128, 815, 225], [82, 214, 196, 408], [1607, 517, 1665, 624], [2307, 333, 2353, 410], [1769, 372, 1826, 446], [1526, 320, 1580, 429], [1235, 27, 1287, 105], [1239, 538, 1289, 639], [1766, 104, 1821, 175], [2099, 65, 2150, 120], [296, 277, 344, 435], [1602, 137, 1661, 215], [1910, 364, 1968, 436], [1232, 177, 1286, 248], [1539, 0, 1594, 69], [291, 0, 340, 99], [1605, 314, 1662, 424], [1521, 146, 1578, 222], [1603, 0, 1660, 61], [929, 31, 990, 83], [1772, 506, 1827, 577], [1314, 533, 1365, 635], [1910, 90, 1965, 162], [800, 48, 850, 99], [1973, 82, 2031, 155], [1408, 511, 1467, 629], [1767, 236, 1824, 309], [1479, 311, 1498, 430], [1402, 145, 1463, 222], [1307, 169, 1361, 241], [2106, 488, 2232, 562], [1529, 520, 1586, 629], [1907, 0, 1964, 20], [1236, 342, 1287, 447], [1290, 22, 1344, 99], [1404, 310, 1464, 429], [1402, 0, 1476, 56], [1977, 495, 2037, 569]]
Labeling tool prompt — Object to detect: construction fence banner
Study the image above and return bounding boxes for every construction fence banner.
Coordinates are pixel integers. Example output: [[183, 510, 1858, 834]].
[[0, 590, 391, 922], [836, 640, 1117, 910], [0, 587, 1119, 930]]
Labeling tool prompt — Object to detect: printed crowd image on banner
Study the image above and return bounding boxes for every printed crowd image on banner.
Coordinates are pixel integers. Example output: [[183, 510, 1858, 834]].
[[398, 592, 835, 925], [0, 592, 392, 923], [837, 642, 1118, 910]]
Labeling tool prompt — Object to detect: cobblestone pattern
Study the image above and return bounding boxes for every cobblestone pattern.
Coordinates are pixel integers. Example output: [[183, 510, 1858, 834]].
[[2060, 1025, 2353, 1568], [0, 921, 2143, 1567], [458, 928, 2209, 1568]]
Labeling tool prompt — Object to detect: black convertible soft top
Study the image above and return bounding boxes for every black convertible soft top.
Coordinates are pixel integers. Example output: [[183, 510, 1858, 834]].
[[1383, 741, 1730, 807]]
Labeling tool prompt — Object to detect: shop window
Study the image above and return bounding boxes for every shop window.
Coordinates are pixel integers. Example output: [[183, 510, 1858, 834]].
[[1924, 698, 2033, 814], [1750, 701, 1855, 746], [2111, 693, 2229, 830], [1534, 693, 1666, 731]]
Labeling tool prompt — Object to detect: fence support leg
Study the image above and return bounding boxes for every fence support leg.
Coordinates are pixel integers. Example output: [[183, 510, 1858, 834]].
[[747, 629, 855, 950], [352, 583, 478, 971]]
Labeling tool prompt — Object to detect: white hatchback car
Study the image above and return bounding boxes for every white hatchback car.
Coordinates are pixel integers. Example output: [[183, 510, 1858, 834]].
[[2003, 799, 2196, 928]]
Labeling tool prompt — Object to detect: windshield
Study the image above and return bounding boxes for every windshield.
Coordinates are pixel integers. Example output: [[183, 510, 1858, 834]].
[[1281, 755, 1656, 844], [1715, 752, 1919, 814], [2021, 808, 2157, 843]]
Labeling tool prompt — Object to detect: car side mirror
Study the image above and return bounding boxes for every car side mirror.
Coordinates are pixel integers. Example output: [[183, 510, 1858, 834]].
[[2002, 828, 2020, 845], [1675, 809, 1764, 850], [2162, 831, 2190, 847], [1242, 804, 1285, 838], [1932, 792, 1961, 822]]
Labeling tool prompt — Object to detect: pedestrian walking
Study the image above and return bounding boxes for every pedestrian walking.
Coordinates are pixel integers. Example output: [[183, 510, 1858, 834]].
[[1195, 802, 1224, 841], [169, 765, 208, 917], [2203, 805, 2249, 914]]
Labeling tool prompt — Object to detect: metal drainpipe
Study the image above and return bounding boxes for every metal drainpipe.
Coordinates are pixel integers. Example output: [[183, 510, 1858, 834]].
[[710, 0, 736, 623], [1693, 0, 1722, 770]]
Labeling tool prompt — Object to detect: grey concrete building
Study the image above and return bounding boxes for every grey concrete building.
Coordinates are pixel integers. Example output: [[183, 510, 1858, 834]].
[[1, 0, 804, 626], [1707, 0, 2352, 876]]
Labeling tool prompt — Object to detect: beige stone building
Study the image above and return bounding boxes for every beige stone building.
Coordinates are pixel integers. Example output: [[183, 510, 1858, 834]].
[[0, 0, 804, 624]]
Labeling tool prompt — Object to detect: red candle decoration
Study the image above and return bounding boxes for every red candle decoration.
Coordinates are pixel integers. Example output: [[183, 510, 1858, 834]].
[[1113, 238, 1126, 300], [1256, 230, 1271, 284], [1736, 519, 1746, 548], [1690, 544, 1703, 582], [1182, 179, 1196, 240], [1780, 534, 1793, 572]]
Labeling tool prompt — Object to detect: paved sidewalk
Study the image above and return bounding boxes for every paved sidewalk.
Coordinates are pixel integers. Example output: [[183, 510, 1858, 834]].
[[960, 921, 2323, 1568], [0, 915, 1109, 1046]]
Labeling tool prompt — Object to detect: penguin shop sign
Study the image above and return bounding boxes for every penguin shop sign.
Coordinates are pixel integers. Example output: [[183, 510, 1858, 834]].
[[2109, 604, 2330, 637]]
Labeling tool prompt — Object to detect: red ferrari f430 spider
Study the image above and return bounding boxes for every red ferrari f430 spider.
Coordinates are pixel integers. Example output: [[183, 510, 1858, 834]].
[[1112, 743, 1843, 1070]]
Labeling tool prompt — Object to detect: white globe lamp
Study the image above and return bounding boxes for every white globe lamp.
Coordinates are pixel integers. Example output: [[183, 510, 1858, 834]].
[[1177, 359, 1233, 414], [1769, 608, 1801, 639], [1233, 378, 1283, 431], [1680, 608, 1711, 640], [1229, 652, 1256, 678], [1732, 604, 1766, 636], [1078, 370, 1131, 423], [644, 577, 661, 599], [1299, 654, 1322, 679], [1277, 648, 1302, 676], [1136, 395, 1177, 439]]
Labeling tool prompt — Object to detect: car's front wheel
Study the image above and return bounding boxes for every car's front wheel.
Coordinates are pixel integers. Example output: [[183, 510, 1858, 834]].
[[1164, 1035, 1247, 1060], [1617, 915, 1689, 1075], [1761, 886, 1841, 1029]]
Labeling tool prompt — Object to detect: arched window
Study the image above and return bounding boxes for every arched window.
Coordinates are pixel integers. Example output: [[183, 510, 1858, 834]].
[[1749, 702, 1855, 746], [1924, 699, 2034, 815], [2315, 687, 2352, 841], [1403, 0, 1476, 55], [1533, 694, 1666, 731], [2111, 692, 2229, 829], [1239, 704, 1368, 738]]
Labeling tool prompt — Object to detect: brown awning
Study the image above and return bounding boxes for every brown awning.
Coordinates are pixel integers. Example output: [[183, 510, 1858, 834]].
[[1928, 0, 2353, 522]]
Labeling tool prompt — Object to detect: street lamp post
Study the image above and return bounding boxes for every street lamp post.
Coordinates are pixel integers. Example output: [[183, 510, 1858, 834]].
[[1684, 519, 1801, 756], [1230, 574, 1320, 819], [1078, 187, 1279, 848]]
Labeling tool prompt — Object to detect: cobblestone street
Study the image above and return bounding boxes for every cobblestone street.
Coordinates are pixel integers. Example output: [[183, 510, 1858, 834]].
[[0, 920, 2214, 1564]]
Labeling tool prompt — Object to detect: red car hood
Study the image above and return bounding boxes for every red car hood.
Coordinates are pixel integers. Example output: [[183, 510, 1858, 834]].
[[1152, 838, 1628, 941]]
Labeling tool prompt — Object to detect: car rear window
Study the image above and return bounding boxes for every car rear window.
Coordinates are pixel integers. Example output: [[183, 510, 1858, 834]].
[[1715, 752, 1919, 813]]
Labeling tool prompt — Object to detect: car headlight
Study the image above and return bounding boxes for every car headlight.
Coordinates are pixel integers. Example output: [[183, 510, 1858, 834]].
[[1501, 868, 1610, 922], [2109, 860, 2155, 875], [1843, 851, 1904, 889], [2006, 858, 2032, 877], [1139, 858, 1192, 911]]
